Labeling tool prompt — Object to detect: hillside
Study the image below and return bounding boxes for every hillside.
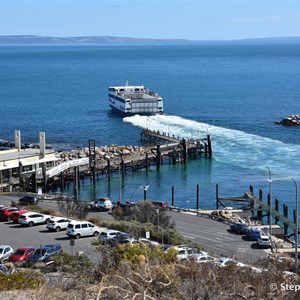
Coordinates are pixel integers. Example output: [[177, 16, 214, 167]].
[[0, 35, 191, 44]]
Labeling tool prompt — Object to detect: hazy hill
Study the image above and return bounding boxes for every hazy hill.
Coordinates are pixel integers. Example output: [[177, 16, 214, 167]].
[[0, 35, 191, 44]]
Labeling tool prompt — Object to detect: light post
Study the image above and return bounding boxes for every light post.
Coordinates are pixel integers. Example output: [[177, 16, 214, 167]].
[[265, 166, 272, 237], [140, 185, 149, 201], [267, 177, 298, 274]]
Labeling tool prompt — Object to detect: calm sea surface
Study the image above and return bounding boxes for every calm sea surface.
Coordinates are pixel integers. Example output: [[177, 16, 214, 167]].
[[1, 43, 300, 216]]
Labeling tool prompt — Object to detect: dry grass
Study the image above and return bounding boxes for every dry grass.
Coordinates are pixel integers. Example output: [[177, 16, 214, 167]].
[[1, 259, 300, 300]]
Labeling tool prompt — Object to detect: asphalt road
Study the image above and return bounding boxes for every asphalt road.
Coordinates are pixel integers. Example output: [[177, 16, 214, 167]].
[[167, 210, 268, 263], [0, 195, 268, 264]]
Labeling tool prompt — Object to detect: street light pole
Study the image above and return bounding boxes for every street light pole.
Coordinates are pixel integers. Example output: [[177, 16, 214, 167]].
[[268, 177, 298, 274]]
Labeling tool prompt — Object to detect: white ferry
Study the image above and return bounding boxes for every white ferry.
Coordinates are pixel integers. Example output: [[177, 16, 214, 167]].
[[108, 81, 163, 116]]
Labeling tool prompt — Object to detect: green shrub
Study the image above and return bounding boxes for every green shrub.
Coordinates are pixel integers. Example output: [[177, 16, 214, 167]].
[[51, 252, 93, 273], [116, 243, 177, 265], [0, 270, 44, 290]]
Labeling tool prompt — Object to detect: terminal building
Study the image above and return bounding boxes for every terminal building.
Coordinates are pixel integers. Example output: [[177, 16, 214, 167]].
[[0, 130, 58, 192]]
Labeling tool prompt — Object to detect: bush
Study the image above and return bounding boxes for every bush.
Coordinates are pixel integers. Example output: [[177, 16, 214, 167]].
[[51, 252, 93, 273], [0, 270, 44, 290], [116, 243, 177, 265]]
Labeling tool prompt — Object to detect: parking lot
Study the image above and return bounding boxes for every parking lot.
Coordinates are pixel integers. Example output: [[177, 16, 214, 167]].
[[0, 195, 107, 261], [0, 194, 269, 264]]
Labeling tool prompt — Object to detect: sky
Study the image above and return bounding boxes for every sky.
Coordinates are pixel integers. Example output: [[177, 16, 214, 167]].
[[1, 0, 300, 40]]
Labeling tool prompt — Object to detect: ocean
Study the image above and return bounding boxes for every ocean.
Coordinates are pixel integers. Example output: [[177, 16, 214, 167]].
[[1, 42, 300, 216]]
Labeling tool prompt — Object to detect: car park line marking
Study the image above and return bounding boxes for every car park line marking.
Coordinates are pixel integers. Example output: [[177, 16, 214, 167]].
[[176, 222, 236, 241], [177, 229, 232, 248]]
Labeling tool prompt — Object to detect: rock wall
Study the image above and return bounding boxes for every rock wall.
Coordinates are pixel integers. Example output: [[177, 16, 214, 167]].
[[57, 145, 151, 164], [275, 115, 300, 126]]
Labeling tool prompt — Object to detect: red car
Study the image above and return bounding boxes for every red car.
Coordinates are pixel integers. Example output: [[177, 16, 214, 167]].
[[11, 210, 29, 223], [8, 247, 35, 262], [0, 207, 19, 221]]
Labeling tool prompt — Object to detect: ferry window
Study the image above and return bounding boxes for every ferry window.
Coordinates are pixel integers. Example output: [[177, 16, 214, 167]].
[[120, 89, 124, 92]]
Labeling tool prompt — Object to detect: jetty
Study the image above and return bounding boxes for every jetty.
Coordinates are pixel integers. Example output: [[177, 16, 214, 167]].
[[0, 129, 212, 197], [216, 184, 300, 238]]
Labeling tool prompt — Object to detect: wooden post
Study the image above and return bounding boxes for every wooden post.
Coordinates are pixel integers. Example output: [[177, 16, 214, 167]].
[[275, 198, 279, 224], [257, 189, 263, 220], [182, 139, 187, 164], [267, 193, 271, 226], [107, 159, 111, 181], [283, 204, 288, 236], [196, 184, 200, 210], [145, 153, 149, 171], [172, 148, 176, 164], [121, 159, 125, 176], [216, 184, 219, 209], [171, 185, 175, 206], [74, 166, 79, 201], [60, 171, 64, 193], [207, 134, 212, 159], [156, 145, 161, 170]]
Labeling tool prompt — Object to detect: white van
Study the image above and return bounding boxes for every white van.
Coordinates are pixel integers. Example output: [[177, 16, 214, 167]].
[[66, 221, 101, 239]]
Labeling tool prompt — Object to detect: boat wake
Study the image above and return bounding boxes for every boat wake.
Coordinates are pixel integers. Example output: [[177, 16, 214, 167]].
[[124, 114, 300, 179]]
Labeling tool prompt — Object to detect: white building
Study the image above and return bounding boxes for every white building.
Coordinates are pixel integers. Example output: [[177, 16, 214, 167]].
[[0, 130, 58, 192]]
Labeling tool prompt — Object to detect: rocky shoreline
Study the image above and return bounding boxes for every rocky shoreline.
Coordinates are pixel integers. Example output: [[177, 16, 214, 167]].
[[275, 115, 300, 126], [57, 145, 151, 165]]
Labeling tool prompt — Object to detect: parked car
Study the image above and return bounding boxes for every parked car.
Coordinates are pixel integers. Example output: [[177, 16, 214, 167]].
[[19, 195, 38, 206], [27, 244, 63, 262], [257, 235, 272, 248], [152, 201, 168, 208], [98, 229, 123, 243], [66, 220, 101, 239], [110, 233, 136, 245], [111, 201, 136, 212], [133, 238, 160, 247], [18, 212, 52, 227], [88, 198, 113, 211], [195, 255, 215, 263], [46, 217, 71, 232], [10, 209, 29, 223], [8, 247, 35, 262], [246, 228, 262, 241], [0, 207, 19, 221], [230, 222, 249, 234], [176, 247, 208, 261], [0, 245, 14, 262], [214, 257, 247, 268]]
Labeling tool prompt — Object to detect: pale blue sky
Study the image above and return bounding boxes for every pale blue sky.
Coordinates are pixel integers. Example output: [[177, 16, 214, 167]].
[[1, 0, 300, 40]]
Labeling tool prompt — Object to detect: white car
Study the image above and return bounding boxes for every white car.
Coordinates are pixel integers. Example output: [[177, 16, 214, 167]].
[[214, 257, 247, 268], [18, 212, 52, 227], [195, 255, 215, 263], [0, 245, 14, 262], [98, 229, 123, 243], [46, 217, 71, 232], [66, 220, 101, 239], [257, 235, 272, 248], [176, 247, 207, 261], [89, 198, 113, 211]]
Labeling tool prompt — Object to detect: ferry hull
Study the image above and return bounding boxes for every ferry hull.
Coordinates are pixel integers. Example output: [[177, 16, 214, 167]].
[[110, 105, 163, 117]]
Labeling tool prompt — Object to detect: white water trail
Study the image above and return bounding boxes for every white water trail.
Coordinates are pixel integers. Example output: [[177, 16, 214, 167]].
[[124, 114, 300, 179]]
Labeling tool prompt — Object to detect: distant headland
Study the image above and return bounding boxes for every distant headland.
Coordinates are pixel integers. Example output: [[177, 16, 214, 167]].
[[1, 35, 300, 45], [0, 35, 191, 44]]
